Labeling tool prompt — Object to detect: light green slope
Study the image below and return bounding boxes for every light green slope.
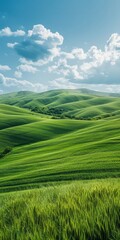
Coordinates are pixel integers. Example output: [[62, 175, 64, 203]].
[[0, 180, 120, 240], [0, 116, 120, 191], [0, 91, 120, 192]]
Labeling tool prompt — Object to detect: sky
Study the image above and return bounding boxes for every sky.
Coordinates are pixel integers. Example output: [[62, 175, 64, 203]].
[[0, 0, 120, 93]]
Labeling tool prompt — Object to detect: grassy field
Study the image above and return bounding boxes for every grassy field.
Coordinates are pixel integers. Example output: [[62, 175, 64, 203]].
[[0, 180, 120, 240], [0, 103, 120, 192], [0, 89, 120, 239]]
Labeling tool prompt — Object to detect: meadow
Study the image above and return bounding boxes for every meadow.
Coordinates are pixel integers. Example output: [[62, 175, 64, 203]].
[[0, 89, 120, 239], [0, 180, 120, 240]]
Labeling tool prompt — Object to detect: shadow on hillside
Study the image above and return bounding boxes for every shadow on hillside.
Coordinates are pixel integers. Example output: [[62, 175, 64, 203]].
[[0, 147, 12, 159]]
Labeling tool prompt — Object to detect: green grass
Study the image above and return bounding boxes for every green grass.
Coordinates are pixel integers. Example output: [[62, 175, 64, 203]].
[[0, 101, 120, 192], [0, 89, 120, 239], [0, 180, 120, 240]]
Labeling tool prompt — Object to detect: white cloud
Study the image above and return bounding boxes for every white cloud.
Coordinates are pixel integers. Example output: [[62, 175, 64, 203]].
[[0, 73, 47, 92], [72, 48, 87, 60], [0, 65, 11, 71], [0, 27, 25, 37], [50, 48, 87, 64], [1, 25, 120, 93], [14, 71, 23, 78], [49, 58, 83, 80], [88, 46, 105, 64], [50, 77, 120, 93], [7, 42, 18, 48], [17, 64, 38, 73], [61, 48, 87, 60], [80, 62, 98, 77], [28, 24, 64, 46], [107, 33, 120, 51], [6, 24, 63, 66], [49, 33, 120, 81], [50, 78, 78, 90]]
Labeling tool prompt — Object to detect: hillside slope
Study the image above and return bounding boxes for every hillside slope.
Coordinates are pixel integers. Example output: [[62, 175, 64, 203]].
[[0, 102, 120, 192], [0, 89, 120, 119], [0, 90, 120, 192]]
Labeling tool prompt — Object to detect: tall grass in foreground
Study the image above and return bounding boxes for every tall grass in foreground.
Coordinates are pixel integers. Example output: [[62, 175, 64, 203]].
[[0, 181, 120, 240]]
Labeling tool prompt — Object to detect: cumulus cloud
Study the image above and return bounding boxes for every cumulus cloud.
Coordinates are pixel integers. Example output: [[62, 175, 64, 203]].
[[17, 64, 38, 73], [14, 71, 23, 78], [28, 24, 64, 46], [1, 24, 120, 93], [107, 33, 120, 51], [49, 59, 83, 80], [0, 65, 11, 71], [0, 27, 25, 37], [49, 33, 120, 82], [9, 24, 64, 64], [61, 48, 87, 60]]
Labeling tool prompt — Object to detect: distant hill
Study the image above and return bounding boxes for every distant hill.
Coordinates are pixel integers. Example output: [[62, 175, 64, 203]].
[[0, 89, 120, 120]]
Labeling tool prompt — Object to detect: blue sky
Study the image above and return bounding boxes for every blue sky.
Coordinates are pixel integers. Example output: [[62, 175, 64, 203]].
[[0, 0, 120, 93]]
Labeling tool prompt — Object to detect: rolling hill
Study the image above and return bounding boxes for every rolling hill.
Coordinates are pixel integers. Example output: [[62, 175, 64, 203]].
[[0, 89, 120, 120], [0, 89, 120, 192], [0, 89, 120, 240]]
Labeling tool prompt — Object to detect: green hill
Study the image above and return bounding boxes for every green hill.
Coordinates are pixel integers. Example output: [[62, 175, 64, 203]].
[[0, 89, 120, 240], [0, 89, 120, 120], [0, 98, 119, 192]]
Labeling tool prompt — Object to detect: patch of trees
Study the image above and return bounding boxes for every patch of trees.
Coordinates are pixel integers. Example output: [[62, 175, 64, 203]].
[[28, 104, 116, 120], [30, 106, 64, 117]]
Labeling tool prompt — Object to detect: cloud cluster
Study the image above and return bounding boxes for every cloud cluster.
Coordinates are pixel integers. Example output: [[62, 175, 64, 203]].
[[14, 64, 38, 78], [5, 25, 120, 83], [7, 24, 63, 63], [0, 24, 120, 93], [5, 24, 64, 79], [49, 34, 120, 82]]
